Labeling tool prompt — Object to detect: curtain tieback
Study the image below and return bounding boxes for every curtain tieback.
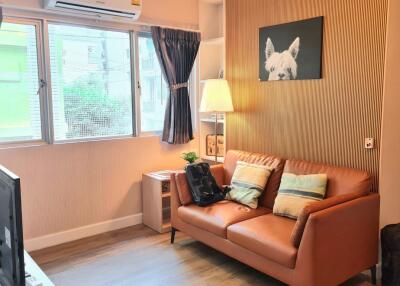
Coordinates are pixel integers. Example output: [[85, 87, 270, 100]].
[[171, 82, 188, 90]]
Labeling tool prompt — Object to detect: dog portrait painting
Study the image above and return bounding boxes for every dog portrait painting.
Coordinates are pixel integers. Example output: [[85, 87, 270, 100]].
[[259, 17, 323, 81]]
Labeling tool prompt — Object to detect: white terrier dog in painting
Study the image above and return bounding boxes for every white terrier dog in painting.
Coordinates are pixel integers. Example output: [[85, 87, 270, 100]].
[[265, 37, 300, 80]]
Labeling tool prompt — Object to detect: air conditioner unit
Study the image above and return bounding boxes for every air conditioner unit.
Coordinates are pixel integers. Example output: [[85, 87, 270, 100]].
[[44, 0, 141, 21]]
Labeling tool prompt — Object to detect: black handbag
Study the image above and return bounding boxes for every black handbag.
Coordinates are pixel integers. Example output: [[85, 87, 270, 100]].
[[185, 163, 229, 207]]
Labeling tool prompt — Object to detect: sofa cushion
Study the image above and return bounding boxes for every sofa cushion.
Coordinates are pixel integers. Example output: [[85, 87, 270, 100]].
[[224, 150, 286, 209], [226, 161, 273, 209], [177, 200, 270, 238], [273, 173, 328, 219], [174, 171, 193, 205], [283, 159, 372, 197], [227, 214, 297, 268]]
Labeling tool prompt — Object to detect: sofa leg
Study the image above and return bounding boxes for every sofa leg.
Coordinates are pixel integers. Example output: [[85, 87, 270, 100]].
[[370, 265, 377, 285], [171, 227, 177, 244]]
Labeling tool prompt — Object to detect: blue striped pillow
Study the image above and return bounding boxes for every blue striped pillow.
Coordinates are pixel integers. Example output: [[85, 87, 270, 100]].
[[273, 173, 328, 219]]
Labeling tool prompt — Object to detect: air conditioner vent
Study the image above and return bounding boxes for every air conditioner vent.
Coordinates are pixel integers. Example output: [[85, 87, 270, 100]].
[[44, 0, 142, 21], [55, 1, 136, 18]]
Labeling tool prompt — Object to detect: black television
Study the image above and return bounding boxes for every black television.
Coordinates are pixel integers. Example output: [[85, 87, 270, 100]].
[[0, 165, 25, 286]]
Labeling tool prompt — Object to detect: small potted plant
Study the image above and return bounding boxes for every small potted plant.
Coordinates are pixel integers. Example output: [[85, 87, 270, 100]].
[[181, 151, 199, 166]]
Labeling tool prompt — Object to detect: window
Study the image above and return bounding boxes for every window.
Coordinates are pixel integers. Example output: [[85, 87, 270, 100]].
[[0, 15, 197, 145], [0, 21, 42, 142], [137, 34, 169, 133], [48, 24, 134, 141]]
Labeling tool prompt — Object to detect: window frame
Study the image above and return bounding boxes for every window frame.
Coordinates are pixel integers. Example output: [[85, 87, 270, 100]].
[[46, 21, 137, 143], [0, 13, 198, 147], [135, 31, 167, 136], [0, 17, 49, 146], [136, 32, 197, 136]]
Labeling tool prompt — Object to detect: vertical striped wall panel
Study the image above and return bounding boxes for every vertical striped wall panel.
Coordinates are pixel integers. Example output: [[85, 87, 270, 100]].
[[225, 0, 388, 192]]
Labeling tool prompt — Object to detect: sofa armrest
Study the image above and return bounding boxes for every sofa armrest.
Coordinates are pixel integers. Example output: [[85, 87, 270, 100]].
[[174, 171, 192, 205], [170, 173, 182, 226], [295, 193, 380, 286], [291, 191, 365, 247]]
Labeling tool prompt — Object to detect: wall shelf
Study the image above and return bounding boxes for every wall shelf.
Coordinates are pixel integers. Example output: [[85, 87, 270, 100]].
[[201, 155, 225, 163], [200, 118, 224, 124], [203, 36, 224, 44], [199, 1, 226, 163], [161, 192, 171, 198]]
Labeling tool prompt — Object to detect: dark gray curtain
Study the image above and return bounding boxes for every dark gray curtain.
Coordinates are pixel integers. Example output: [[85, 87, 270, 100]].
[[151, 26, 201, 144]]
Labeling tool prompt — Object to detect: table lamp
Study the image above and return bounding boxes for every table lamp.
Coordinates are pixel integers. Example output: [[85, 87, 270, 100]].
[[199, 79, 234, 162]]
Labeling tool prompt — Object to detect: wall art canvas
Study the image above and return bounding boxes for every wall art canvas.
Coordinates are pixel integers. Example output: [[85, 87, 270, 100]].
[[259, 16, 323, 81]]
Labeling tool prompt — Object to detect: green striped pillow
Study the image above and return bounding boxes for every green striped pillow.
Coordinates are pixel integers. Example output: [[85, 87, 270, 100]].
[[273, 173, 328, 219], [225, 161, 273, 209]]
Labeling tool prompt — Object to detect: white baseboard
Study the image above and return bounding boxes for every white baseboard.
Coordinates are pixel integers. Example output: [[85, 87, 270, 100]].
[[25, 213, 143, 252]]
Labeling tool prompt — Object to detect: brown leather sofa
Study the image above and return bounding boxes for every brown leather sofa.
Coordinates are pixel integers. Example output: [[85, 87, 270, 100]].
[[170, 150, 380, 286]]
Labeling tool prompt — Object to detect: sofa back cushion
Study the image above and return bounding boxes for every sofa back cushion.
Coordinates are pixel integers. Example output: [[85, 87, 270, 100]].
[[175, 171, 193, 205], [283, 159, 372, 197], [224, 150, 285, 209]]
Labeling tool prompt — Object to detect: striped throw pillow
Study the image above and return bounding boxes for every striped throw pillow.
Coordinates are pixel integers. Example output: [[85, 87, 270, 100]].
[[225, 161, 273, 209], [273, 173, 328, 219]]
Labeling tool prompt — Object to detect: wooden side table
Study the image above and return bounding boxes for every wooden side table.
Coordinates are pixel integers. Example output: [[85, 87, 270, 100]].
[[142, 170, 175, 233]]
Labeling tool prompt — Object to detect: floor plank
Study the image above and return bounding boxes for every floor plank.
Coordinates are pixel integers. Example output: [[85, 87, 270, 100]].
[[30, 225, 377, 286]]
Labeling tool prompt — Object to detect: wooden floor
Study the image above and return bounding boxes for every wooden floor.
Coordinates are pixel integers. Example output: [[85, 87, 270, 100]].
[[30, 225, 377, 286]]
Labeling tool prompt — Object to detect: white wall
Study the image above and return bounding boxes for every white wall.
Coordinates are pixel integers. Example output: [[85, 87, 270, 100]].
[[0, 137, 198, 240], [0, 0, 200, 245], [199, 1, 223, 40]]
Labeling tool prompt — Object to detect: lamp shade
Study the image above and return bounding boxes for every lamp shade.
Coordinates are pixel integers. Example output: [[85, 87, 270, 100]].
[[199, 79, 234, 113]]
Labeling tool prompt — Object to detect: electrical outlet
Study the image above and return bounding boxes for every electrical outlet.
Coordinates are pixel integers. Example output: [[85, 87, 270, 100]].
[[365, 138, 375, 149]]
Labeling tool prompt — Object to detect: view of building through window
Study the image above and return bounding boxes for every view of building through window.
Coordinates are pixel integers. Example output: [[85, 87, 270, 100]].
[[0, 20, 192, 144], [0, 22, 42, 142], [48, 24, 133, 141], [138, 35, 169, 133]]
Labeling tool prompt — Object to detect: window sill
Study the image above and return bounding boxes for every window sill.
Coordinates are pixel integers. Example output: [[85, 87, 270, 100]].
[[0, 133, 168, 151], [53, 135, 136, 145], [0, 140, 49, 150], [53, 133, 164, 145], [139, 131, 163, 137]]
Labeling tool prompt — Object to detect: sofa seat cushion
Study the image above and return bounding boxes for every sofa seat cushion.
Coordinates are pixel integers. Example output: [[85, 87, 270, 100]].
[[227, 214, 297, 268], [177, 200, 271, 238]]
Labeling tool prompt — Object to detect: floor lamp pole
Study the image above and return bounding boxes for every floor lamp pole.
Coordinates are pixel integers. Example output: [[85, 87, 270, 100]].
[[215, 112, 218, 163]]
